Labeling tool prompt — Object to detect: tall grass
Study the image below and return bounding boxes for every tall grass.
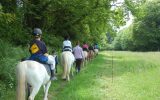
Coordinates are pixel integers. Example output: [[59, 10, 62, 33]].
[[106, 51, 160, 100], [0, 39, 29, 99]]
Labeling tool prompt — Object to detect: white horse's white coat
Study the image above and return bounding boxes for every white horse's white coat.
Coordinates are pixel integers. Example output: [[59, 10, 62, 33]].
[[83, 51, 88, 66], [16, 55, 55, 100], [61, 51, 75, 81], [94, 49, 99, 56]]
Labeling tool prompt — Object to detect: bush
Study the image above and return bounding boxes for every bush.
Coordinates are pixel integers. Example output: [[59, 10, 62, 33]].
[[0, 39, 29, 99]]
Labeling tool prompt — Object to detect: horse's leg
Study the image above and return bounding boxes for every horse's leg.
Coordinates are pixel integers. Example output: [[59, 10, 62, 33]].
[[66, 65, 71, 81], [87, 54, 89, 63], [85, 56, 87, 66], [43, 81, 51, 100], [27, 84, 32, 100], [89, 52, 91, 61], [90, 52, 92, 61], [85, 57, 87, 65], [92, 52, 94, 59], [82, 59, 85, 67], [71, 64, 74, 77], [55, 65, 58, 73], [28, 84, 41, 100], [62, 63, 67, 79]]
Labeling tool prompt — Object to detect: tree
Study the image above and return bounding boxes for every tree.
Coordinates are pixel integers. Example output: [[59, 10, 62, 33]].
[[0, 0, 17, 13]]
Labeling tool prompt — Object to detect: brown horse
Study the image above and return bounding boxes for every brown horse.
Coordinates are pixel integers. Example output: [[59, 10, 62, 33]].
[[88, 50, 94, 61]]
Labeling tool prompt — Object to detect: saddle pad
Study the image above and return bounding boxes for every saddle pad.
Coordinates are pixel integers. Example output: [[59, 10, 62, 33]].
[[43, 64, 51, 76]]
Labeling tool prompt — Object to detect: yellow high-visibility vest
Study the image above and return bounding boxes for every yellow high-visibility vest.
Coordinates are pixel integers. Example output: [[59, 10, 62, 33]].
[[30, 43, 39, 54]]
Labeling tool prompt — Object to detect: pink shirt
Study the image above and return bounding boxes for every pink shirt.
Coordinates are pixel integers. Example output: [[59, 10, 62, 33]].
[[82, 44, 88, 49], [73, 45, 84, 59]]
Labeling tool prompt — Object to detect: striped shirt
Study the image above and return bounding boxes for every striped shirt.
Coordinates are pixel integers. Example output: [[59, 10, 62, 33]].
[[63, 40, 72, 52]]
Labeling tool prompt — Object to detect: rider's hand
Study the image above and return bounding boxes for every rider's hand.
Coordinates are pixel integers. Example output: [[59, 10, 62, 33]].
[[44, 53, 49, 56]]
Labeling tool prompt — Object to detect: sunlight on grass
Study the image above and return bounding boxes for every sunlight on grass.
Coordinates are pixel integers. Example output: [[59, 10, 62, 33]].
[[106, 51, 160, 100]]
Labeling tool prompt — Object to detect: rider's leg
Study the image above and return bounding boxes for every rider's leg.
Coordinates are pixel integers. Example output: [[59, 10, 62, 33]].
[[77, 59, 82, 72], [47, 55, 57, 80], [75, 59, 78, 73], [50, 65, 57, 80]]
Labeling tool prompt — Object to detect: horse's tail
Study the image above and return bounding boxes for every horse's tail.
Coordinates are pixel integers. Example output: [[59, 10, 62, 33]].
[[62, 52, 68, 79], [65, 53, 71, 79], [16, 62, 26, 100]]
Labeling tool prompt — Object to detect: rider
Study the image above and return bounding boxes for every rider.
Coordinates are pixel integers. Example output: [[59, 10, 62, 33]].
[[88, 44, 94, 59], [94, 43, 99, 50], [82, 41, 89, 52], [62, 35, 72, 52], [52, 49, 58, 74], [89, 44, 94, 51], [29, 28, 56, 80]]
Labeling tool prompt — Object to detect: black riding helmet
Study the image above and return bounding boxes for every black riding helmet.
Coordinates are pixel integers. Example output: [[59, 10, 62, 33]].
[[64, 35, 70, 40], [33, 28, 42, 36]]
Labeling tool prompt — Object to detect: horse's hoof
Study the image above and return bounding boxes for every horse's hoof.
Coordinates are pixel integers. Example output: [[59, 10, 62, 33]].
[[62, 78, 66, 81], [44, 98, 48, 100]]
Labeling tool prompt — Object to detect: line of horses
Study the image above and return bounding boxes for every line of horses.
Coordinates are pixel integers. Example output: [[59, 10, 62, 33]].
[[16, 48, 99, 100]]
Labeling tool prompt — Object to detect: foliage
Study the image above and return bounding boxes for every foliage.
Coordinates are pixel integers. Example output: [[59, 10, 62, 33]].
[[124, 0, 146, 19], [20, 0, 117, 45], [0, 0, 126, 47], [0, 39, 29, 99], [132, 0, 160, 51], [0, 0, 16, 13], [112, 0, 160, 51], [0, 12, 29, 46], [111, 25, 134, 50]]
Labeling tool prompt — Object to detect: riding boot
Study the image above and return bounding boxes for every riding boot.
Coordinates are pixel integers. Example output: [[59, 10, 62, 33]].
[[51, 69, 57, 80]]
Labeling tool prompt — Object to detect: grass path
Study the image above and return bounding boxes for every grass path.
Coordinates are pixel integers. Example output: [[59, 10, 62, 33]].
[[36, 51, 111, 100]]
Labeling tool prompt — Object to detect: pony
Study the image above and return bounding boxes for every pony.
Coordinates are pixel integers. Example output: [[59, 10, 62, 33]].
[[94, 49, 99, 56], [82, 51, 88, 67], [16, 55, 55, 100], [88, 50, 94, 61], [61, 51, 75, 81]]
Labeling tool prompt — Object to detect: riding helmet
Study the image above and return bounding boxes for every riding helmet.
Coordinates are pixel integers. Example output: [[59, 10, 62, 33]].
[[33, 28, 42, 36]]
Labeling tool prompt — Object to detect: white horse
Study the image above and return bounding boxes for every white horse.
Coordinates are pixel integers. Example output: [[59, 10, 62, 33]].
[[61, 51, 75, 81], [82, 51, 88, 67], [94, 49, 99, 56], [16, 55, 55, 100]]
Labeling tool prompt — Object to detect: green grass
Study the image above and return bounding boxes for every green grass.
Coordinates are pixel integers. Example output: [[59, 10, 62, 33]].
[[36, 51, 160, 100], [4, 51, 160, 100], [106, 51, 160, 100]]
